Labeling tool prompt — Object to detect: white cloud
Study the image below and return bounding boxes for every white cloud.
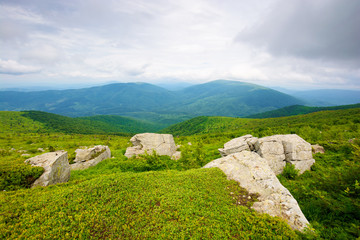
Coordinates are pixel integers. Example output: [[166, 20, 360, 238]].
[[0, 59, 41, 75]]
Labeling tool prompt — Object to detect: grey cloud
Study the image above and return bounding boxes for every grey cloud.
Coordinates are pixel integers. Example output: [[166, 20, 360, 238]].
[[236, 0, 360, 62]]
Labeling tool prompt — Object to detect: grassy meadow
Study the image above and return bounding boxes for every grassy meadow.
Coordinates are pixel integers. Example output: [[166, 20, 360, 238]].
[[1, 108, 359, 239]]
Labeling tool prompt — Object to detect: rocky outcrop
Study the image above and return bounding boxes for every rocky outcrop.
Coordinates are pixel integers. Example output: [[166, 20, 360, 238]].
[[220, 134, 315, 174], [25, 151, 70, 187], [70, 145, 111, 170], [312, 144, 325, 154], [125, 133, 178, 159], [203, 151, 310, 231]]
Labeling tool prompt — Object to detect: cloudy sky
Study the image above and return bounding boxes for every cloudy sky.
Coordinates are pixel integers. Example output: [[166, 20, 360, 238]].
[[1, 0, 359, 90]]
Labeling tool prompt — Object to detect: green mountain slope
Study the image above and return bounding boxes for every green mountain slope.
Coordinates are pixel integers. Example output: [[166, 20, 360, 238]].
[[246, 103, 360, 119], [170, 80, 304, 117], [1, 107, 359, 239], [161, 108, 360, 136], [0, 80, 304, 124], [1, 168, 297, 239], [0, 82, 178, 117], [0, 111, 159, 135]]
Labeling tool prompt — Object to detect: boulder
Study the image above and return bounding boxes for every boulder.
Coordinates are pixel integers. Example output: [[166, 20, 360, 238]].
[[125, 133, 177, 158], [218, 135, 258, 157], [203, 151, 310, 231], [25, 151, 70, 187], [312, 144, 325, 154], [71, 145, 111, 170]]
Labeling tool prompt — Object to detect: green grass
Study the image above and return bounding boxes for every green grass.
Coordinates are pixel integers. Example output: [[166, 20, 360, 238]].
[[0, 168, 297, 239]]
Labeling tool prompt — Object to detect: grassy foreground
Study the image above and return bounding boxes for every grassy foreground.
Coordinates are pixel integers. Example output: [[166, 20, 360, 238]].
[[1, 167, 297, 239]]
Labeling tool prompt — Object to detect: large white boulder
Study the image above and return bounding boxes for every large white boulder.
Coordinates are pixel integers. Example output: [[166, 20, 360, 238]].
[[203, 151, 310, 231], [125, 133, 177, 158], [71, 145, 111, 170], [25, 151, 70, 187], [219, 134, 315, 175]]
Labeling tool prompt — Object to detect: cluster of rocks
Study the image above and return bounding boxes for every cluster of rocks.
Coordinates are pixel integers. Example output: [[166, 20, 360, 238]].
[[205, 134, 317, 231], [125, 133, 181, 160], [218, 134, 315, 174], [25, 145, 111, 187]]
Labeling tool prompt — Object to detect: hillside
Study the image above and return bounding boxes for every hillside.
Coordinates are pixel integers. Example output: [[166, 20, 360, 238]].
[[246, 103, 360, 119], [161, 108, 360, 136], [1, 168, 297, 239], [0, 80, 304, 124], [0, 111, 159, 135], [0, 107, 359, 239]]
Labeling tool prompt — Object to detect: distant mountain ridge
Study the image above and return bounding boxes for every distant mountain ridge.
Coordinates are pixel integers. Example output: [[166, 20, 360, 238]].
[[0, 80, 304, 125], [278, 89, 360, 106], [246, 103, 360, 119]]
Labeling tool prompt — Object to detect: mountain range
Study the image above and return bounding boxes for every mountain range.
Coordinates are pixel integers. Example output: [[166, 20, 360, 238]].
[[2, 79, 359, 126], [0, 80, 304, 124]]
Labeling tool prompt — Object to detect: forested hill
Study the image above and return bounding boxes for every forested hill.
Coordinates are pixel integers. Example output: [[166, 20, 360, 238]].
[[0, 111, 160, 135], [246, 103, 360, 119]]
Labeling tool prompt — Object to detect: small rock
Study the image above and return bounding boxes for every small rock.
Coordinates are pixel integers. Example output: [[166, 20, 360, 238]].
[[37, 148, 45, 152], [171, 151, 182, 160], [312, 144, 325, 154]]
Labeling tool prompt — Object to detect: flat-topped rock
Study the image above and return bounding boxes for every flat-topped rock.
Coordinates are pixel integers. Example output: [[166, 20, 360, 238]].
[[25, 151, 70, 187], [203, 151, 310, 231], [125, 133, 177, 158]]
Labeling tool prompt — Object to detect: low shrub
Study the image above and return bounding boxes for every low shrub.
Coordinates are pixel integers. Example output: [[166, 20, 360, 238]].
[[282, 163, 299, 180], [0, 163, 44, 191]]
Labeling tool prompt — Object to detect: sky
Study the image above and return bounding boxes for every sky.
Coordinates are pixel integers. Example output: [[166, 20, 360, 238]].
[[0, 0, 360, 90]]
